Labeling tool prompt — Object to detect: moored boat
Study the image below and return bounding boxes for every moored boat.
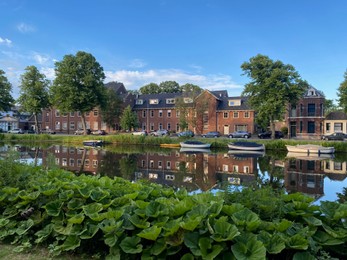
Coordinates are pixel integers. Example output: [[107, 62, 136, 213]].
[[83, 140, 103, 147], [228, 149, 265, 158], [285, 144, 334, 154], [180, 140, 211, 149], [228, 141, 265, 151], [286, 152, 334, 160], [160, 143, 180, 148], [179, 147, 211, 154]]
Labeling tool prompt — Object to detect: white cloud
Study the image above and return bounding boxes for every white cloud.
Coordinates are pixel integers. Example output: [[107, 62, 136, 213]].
[[0, 37, 12, 46], [128, 59, 147, 68], [40, 67, 55, 80], [105, 69, 243, 95], [32, 52, 50, 65], [17, 22, 36, 33]]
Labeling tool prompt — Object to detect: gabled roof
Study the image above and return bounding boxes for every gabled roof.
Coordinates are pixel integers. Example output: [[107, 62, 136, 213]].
[[104, 81, 127, 95], [325, 111, 347, 120], [303, 86, 325, 98], [132, 92, 182, 109], [217, 96, 252, 111]]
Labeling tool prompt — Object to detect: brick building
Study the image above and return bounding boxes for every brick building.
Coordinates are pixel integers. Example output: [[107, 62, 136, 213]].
[[287, 86, 325, 139]]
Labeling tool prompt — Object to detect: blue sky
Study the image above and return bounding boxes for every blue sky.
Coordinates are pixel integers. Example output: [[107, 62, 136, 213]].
[[0, 0, 346, 101]]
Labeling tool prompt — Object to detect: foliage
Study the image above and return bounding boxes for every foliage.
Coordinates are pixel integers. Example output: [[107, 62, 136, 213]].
[[1, 160, 347, 259], [0, 69, 15, 112], [241, 54, 308, 138], [100, 87, 123, 129], [337, 70, 347, 113], [17, 66, 51, 133], [50, 51, 106, 133], [120, 105, 139, 131], [139, 83, 161, 94], [281, 126, 288, 136], [324, 99, 340, 115], [159, 80, 180, 93]]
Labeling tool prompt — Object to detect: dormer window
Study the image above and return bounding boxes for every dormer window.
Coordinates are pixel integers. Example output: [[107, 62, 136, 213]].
[[136, 99, 143, 105], [184, 97, 193, 103], [166, 98, 175, 104], [228, 99, 241, 106], [149, 99, 159, 104]]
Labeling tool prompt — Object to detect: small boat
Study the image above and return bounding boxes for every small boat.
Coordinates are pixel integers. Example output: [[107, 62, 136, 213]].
[[228, 150, 265, 158], [286, 152, 334, 160], [160, 143, 180, 148], [180, 140, 211, 149], [83, 140, 103, 147], [228, 141, 265, 151], [180, 147, 211, 154], [285, 144, 334, 154]]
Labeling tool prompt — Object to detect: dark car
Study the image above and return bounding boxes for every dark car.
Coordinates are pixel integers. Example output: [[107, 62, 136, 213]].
[[177, 130, 194, 137], [258, 131, 284, 139], [228, 130, 251, 139], [321, 132, 346, 141], [201, 131, 221, 138], [40, 129, 56, 134]]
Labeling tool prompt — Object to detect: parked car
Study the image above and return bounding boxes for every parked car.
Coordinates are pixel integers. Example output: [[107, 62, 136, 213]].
[[132, 130, 147, 136], [26, 129, 36, 134], [75, 129, 91, 135], [41, 129, 56, 134], [201, 131, 221, 138], [177, 130, 194, 137], [91, 130, 106, 135], [150, 129, 169, 136], [258, 131, 284, 139], [228, 130, 251, 139], [321, 132, 346, 141], [8, 128, 24, 134]]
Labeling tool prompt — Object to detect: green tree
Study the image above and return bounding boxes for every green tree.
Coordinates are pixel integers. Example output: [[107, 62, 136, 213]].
[[324, 99, 340, 115], [241, 54, 308, 139], [17, 66, 50, 133], [181, 83, 202, 93], [50, 51, 106, 134], [120, 105, 138, 131], [159, 81, 180, 93], [100, 87, 123, 129], [337, 70, 347, 113], [139, 83, 160, 94], [0, 69, 14, 112]]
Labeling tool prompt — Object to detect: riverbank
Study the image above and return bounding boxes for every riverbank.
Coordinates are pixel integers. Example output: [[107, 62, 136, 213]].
[[2, 133, 347, 152]]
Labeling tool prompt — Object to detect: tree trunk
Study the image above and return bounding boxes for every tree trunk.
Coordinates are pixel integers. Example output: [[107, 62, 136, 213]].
[[270, 117, 276, 139], [81, 113, 87, 135], [34, 113, 39, 134]]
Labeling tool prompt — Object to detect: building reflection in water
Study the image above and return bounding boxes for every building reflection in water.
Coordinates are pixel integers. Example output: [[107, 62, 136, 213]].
[[8, 144, 346, 201]]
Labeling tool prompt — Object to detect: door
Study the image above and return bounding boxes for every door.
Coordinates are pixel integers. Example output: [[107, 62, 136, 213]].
[[224, 125, 229, 135], [290, 122, 296, 138]]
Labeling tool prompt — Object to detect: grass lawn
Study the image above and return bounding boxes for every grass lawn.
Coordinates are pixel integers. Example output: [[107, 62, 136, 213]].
[[0, 244, 83, 260]]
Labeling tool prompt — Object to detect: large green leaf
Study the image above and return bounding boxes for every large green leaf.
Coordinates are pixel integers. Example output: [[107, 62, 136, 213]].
[[55, 235, 81, 252], [274, 219, 292, 232], [334, 203, 347, 220], [34, 223, 54, 244], [67, 213, 85, 224], [67, 198, 85, 210], [293, 252, 315, 260], [170, 198, 194, 216], [258, 231, 285, 254], [79, 223, 99, 239], [303, 216, 322, 226], [16, 219, 34, 235], [137, 225, 162, 241], [98, 218, 124, 233], [43, 200, 64, 216], [82, 202, 103, 217], [231, 233, 266, 260], [312, 230, 344, 246], [90, 187, 109, 202], [163, 217, 182, 237], [18, 190, 41, 200], [320, 201, 339, 219], [145, 201, 169, 217], [119, 236, 143, 254], [0, 218, 10, 228], [58, 190, 74, 200], [128, 214, 150, 229], [222, 203, 245, 216], [150, 238, 166, 256], [104, 233, 118, 247], [78, 186, 92, 198], [54, 221, 73, 235], [200, 238, 223, 259], [184, 232, 201, 256], [286, 234, 308, 250], [231, 208, 261, 231], [211, 216, 240, 242], [180, 216, 202, 231]]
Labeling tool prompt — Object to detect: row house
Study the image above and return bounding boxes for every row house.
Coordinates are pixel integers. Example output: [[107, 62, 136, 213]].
[[286, 86, 325, 139], [42, 82, 133, 134], [323, 111, 347, 135], [133, 89, 255, 135]]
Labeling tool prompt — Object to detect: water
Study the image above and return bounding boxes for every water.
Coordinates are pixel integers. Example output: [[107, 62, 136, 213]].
[[2, 143, 346, 203]]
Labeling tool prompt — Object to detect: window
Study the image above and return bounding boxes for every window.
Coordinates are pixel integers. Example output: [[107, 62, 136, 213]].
[[69, 159, 74, 166], [55, 121, 60, 130], [70, 112, 74, 117], [167, 123, 171, 130], [176, 123, 180, 132], [176, 110, 180, 117], [203, 111, 208, 129], [159, 123, 163, 130], [166, 98, 175, 104], [308, 104, 315, 116], [62, 112, 68, 117], [70, 122, 75, 130], [136, 99, 143, 105], [149, 173, 158, 179], [150, 160, 154, 168], [93, 110, 98, 116], [233, 165, 239, 172], [223, 112, 228, 118], [141, 160, 145, 167], [222, 165, 229, 171], [300, 121, 303, 133], [235, 125, 247, 131], [85, 112, 90, 117], [158, 161, 162, 168], [166, 161, 171, 169], [150, 110, 154, 117], [149, 99, 158, 104], [55, 110, 60, 117], [334, 123, 343, 132], [228, 99, 241, 106], [326, 123, 330, 132], [165, 174, 175, 180], [159, 110, 163, 117], [244, 166, 249, 173], [78, 112, 82, 117], [167, 110, 171, 117], [233, 112, 239, 118], [142, 110, 146, 118], [150, 123, 154, 131], [184, 97, 193, 103], [93, 122, 98, 130], [334, 162, 342, 171], [244, 111, 250, 118], [308, 121, 315, 133], [62, 158, 67, 166], [300, 104, 303, 116]]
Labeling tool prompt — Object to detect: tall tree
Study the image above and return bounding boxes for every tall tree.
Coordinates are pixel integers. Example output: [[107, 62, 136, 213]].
[[17, 66, 50, 133], [241, 54, 308, 138], [139, 83, 160, 94], [337, 70, 347, 113], [50, 51, 106, 134], [120, 105, 139, 131], [324, 99, 340, 115], [100, 87, 123, 129], [159, 81, 180, 93], [0, 69, 14, 112]]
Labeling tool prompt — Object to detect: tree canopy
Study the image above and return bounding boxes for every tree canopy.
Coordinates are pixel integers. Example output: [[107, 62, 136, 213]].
[[337, 70, 347, 113], [17, 66, 51, 133], [50, 51, 106, 134], [120, 105, 139, 131], [0, 69, 14, 112], [139, 81, 181, 94], [139, 83, 161, 94], [241, 54, 308, 137], [100, 87, 123, 129]]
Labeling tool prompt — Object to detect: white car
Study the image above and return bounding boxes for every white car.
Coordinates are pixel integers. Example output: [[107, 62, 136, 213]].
[[132, 130, 147, 136], [8, 128, 24, 134]]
